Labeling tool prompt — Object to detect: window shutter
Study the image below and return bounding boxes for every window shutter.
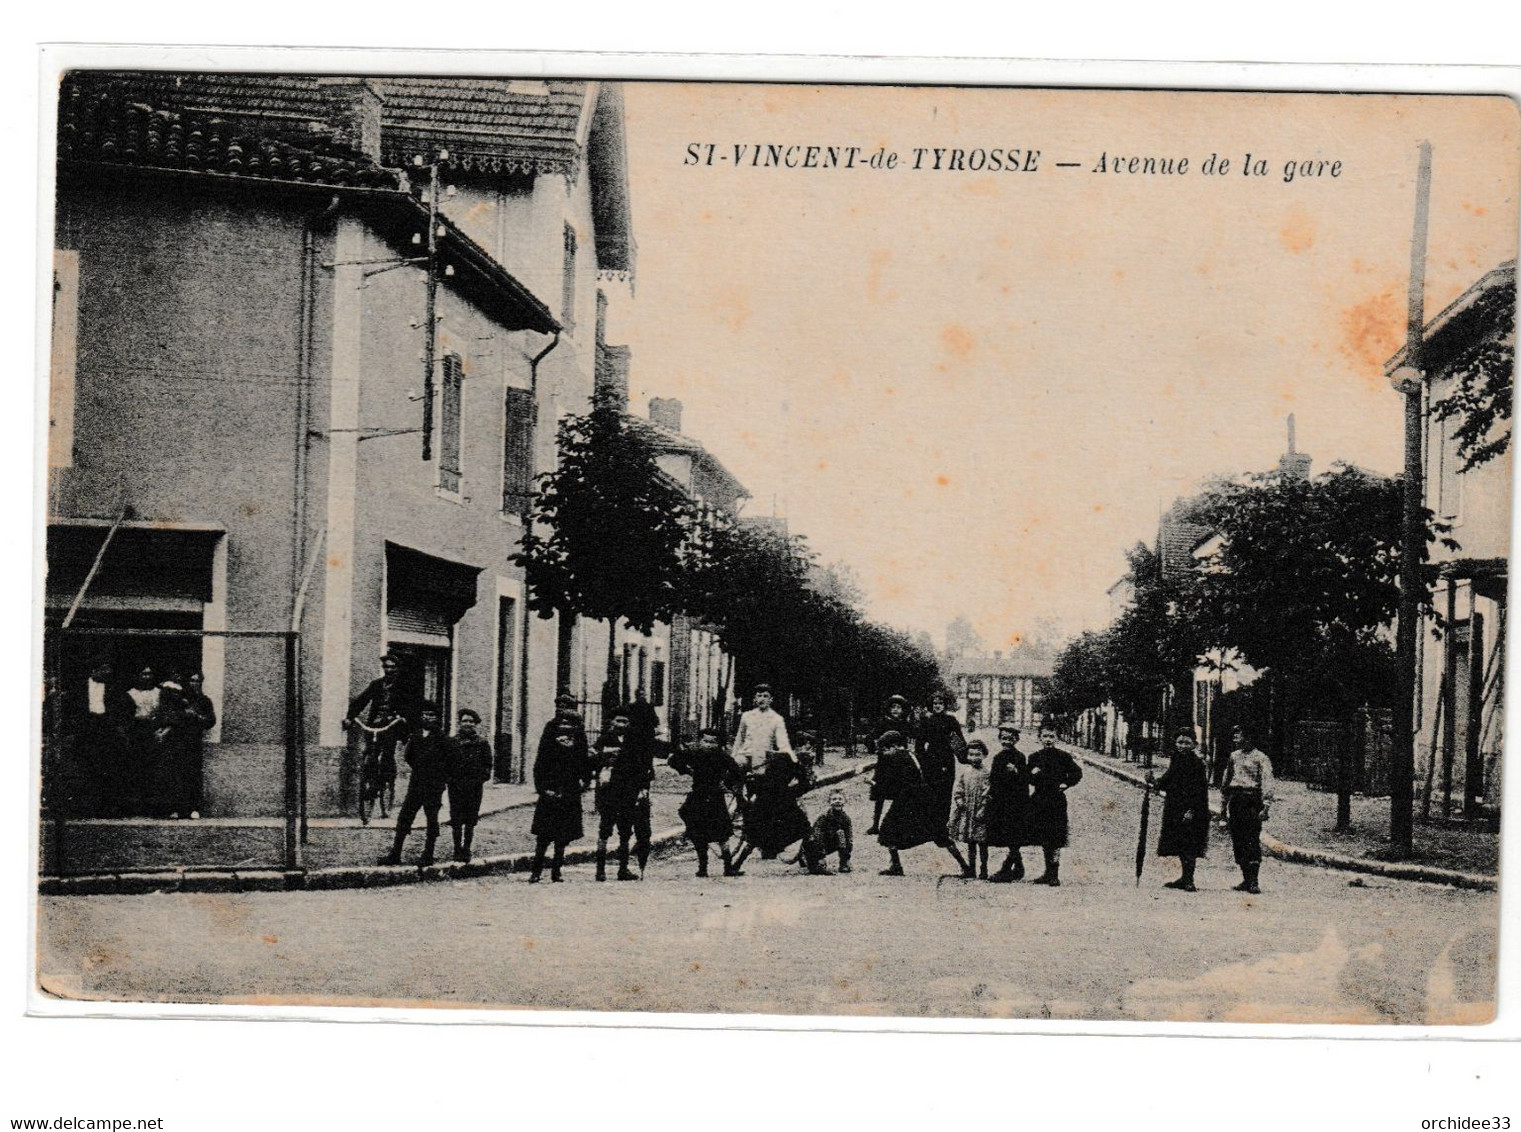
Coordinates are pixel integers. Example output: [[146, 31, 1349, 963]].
[[440, 354, 463, 492], [502, 385, 536, 515]]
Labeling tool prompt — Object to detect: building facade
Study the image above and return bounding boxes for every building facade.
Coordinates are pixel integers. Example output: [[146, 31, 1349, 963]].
[[947, 650, 1053, 732], [47, 72, 636, 814]]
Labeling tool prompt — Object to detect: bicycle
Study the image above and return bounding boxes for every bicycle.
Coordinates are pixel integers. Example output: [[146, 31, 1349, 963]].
[[348, 715, 404, 825]]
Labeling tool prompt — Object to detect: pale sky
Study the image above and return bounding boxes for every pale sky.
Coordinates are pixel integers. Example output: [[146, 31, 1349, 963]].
[[613, 85, 1520, 650]]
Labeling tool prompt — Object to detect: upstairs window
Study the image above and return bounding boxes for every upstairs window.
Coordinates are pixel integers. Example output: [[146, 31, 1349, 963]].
[[439, 353, 464, 494], [502, 385, 536, 515], [561, 224, 578, 334]]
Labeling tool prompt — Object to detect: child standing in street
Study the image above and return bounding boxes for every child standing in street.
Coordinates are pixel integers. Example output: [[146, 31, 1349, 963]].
[[445, 708, 493, 862], [950, 739, 992, 879]]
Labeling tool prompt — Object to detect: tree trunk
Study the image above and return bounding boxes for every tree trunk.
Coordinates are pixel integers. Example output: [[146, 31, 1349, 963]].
[[603, 617, 620, 714]]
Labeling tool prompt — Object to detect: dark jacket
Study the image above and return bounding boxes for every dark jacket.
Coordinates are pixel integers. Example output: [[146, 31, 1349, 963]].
[[915, 712, 966, 823], [347, 676, 415, 728], [1024, 746, 1083, 848], [876, 747, 947, 850], [446, 735, 493, 787], [536, 711, 589, 771], [1155, 749, 1210, 859], [984, 745, 1030, 848], [867, 713, 914, 800], [531, 735, 590, 843], [404, 729, 451, 794], [742, 752, 811, 856], [595, 731, 655, 815], [669, 745, 744, 844]]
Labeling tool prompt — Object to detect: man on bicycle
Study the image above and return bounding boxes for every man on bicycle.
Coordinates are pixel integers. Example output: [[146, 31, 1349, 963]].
[[344, 652, 413, 805]]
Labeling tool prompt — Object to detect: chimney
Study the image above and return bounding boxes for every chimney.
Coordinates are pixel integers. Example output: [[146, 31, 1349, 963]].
[[594, 343, 630, 410], [649, 397, 684, 433], [316, 77, 385, 160], [1278, 413, 1313, 480]]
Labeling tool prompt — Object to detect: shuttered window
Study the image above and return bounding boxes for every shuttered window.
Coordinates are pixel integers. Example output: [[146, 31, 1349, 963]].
[[439, 353, 463, 493], [502, 385, 536, 515], [561, 224, 578, 334]]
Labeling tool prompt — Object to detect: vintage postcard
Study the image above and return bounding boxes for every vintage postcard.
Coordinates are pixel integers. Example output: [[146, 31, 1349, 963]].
[[34, 62, 1517, 1025]]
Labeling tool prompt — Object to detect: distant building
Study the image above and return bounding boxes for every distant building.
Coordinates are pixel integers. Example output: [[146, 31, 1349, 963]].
[[1389, 260, 1514, 818], [946, 648, 1054, 732]]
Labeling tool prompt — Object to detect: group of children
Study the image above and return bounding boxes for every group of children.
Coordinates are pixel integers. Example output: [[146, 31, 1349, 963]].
[[376, 703, 493, 867]]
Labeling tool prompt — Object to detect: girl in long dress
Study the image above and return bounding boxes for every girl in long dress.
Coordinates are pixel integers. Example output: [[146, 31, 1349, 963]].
[[949, 739, 992, 879], [1148, 731, 1210, 892], [875, 730, 972, 877]]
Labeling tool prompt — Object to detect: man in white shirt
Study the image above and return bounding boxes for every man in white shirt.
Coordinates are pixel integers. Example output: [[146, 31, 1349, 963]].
[[1220, 725, 1275, 894], [730, 685, 793, 769]]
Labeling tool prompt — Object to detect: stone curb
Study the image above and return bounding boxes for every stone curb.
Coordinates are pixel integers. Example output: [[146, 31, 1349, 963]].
[[1066, 747, 1497, 892], [38, 760, 876, 897]]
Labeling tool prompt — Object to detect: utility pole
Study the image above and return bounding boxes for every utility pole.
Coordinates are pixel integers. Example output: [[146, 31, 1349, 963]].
[[1389, 141, 1433, 860], [418, 152, 446, 461]]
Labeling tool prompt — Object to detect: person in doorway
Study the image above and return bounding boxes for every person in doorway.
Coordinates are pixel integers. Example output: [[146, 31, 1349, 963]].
[[1220, 725, 1274, 894], [529, 721, 591, 882], [866, 693, 913, 835], [1148, 731, 1210, 892], [593, 707, 655, 881], [166, 672, 216, 819], [950, 739, 992, 879], [446, 708, 493, 862], [805, 789, 854, 874], [123, 665, 172, 817], [73, 659, 128, 816], [987, 724, 1031, 882], [875, 729, 972, 877], [668, 726, 745, 878], [380, 702, 449, 867], [1025, 724, 1083, 886]]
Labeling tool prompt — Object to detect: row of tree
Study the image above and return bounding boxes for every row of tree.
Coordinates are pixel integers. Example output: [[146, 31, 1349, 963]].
[[1043, 464, 1452, 768], [511, 400, 944, 729]]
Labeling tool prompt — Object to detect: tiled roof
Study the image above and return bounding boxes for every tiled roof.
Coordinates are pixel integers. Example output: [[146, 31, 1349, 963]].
[[945, 650, 1055, 678], [70, 71, 589, 178], [58, 75, 400, 188], [625, 413, 748, 502]]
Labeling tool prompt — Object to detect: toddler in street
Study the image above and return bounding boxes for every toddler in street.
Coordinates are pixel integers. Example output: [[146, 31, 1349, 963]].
[[950, 739, 992, 879]]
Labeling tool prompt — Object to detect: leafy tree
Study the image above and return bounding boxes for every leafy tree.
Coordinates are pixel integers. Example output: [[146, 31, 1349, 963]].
[[1430, 279, 1515, 472], [1043, 630, 1110, 721], [512, 402, 698, 706], [944, 614, 984, 659]]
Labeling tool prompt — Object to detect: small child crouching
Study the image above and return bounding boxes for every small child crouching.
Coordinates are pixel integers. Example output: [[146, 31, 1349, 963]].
[[802, 789, 854, 875]]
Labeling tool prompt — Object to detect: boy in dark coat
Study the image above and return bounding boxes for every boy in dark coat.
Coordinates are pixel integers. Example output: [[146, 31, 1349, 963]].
[[446, 708, 493, 862], [533, 692, 589, 785], [1148, 731, 1210, 891], [866, 694, 913, 835], [529, 721, 591, 882], [594, 707, 656, 881], [668, 727, 745, 878], [875, 730, 972, 877], [380, 702, 449, 867], [987, 724, 1031, 882], [1025, 725, 1083, 886]]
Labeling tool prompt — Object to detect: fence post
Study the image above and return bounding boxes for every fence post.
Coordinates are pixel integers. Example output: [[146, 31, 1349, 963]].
[[1335, 720, 1353, 832]]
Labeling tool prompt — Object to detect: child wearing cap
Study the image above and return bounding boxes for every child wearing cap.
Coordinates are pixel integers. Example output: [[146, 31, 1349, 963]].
[[446, 708, 493, 862]]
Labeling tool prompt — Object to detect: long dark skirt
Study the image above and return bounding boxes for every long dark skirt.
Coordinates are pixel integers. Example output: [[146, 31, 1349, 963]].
[[679, 789, 734, 844], [449, 780, 485, 827], [531, 791, 584, 844], [1023, 788, 1070, 848], [878, 783, 948, 850], [1156, 799, 1209, 858], [745, 795, 811, 857]]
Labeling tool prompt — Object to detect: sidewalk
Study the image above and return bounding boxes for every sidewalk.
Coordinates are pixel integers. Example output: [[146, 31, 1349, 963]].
[[40, 749, 876, 894], [1065, 742, 1498, 890]]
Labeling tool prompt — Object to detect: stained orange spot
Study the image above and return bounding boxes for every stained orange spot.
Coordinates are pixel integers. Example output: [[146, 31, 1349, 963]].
[[262, 935, 277, 945], [936, 475, 951, 487], [1339, 283, 1404, 381], [816, 460, 828, 471], [1092, 503, 1105, 512], [867, 250, 894, 304], [1461, 201, 1488, 216], [1279, 209, 1316, 254], [940, 324, 975, 359]]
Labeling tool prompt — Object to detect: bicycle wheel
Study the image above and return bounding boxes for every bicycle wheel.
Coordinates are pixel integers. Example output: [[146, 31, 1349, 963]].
[[358, 757, 376, 826]]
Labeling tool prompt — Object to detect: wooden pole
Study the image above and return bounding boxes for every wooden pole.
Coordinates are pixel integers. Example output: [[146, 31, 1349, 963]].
[[1391, 141, 1432, 859]]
